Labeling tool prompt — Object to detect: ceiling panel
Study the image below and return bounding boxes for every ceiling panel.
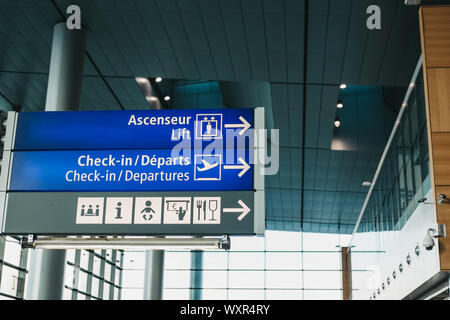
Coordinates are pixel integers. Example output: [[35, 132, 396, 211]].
[[0, 0, 430, 234]]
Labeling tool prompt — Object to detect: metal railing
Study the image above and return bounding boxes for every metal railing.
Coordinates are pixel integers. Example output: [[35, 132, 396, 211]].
[[347, 56, 424, 252]]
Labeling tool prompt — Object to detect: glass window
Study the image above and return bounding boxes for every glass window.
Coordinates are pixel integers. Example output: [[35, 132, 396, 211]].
[[339, 235, 352, 247], [303, 271, 341, 289], [266, 252, 302, 270], [228, 289, 265, 300], [122, 251, 146, 269], [77, 292, 87, 300], [63, 287, 72, 300], [228, 252, 265, 269], [78, 271, 88, 293], [302, 233, 339, 251], [228, 271, 265, 289], [80, 251, 89, 270], [303, 290, 341, 300], [266, 271, 302, 289], [122, 270, 145, 288], [163, 270, 190, 288], [121, 288, 143, 300], [165, 251, 191, 269], [91, 277, 100, 299], [66, 249, 76, 264], [114, 287, 120, 300], [115, 252, 123, 266], [231, 236, 265, 251], [159, 232, 346, 300], [104, 263, 112, 282], [93, 256, 101, 276], [103, 283, 111, 300], [0, 265, 19, 296], [164, 289, 190, 300], [203, 252, 228, 269], [64, 265, 75, 288], [105, 250, 113, 262], [265, 231, 302, 251], [3, 239, 22, 266], [202, 289, 227, 300], [266, 289, 302, 300], [203, 270, 228, 289], [303, 252, 340, 270], [114, 268, 122, 286]]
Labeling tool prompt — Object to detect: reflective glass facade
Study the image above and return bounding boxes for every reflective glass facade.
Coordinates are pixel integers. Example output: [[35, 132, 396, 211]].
[[351, 65, 434, 298], [0, 237, 27, 300], [360, 71, 429, 235], [121, 231, 350, 300], [63, 249, 123, 300]]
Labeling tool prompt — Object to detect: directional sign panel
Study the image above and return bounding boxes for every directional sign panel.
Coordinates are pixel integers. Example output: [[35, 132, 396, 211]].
[[2, 191, 264, 236], [13, 109, 254, 150], [9, 149, 253, 191], [0, 108, 266, 238]]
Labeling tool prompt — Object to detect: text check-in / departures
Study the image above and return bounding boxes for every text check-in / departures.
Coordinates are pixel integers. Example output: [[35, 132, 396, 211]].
[[10, 149, 253, 191]]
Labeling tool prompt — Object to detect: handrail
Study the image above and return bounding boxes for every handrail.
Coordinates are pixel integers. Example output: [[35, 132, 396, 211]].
[[347, 56, 423, 252]]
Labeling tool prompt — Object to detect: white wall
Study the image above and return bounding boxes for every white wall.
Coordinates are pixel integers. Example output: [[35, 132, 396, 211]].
[[352, 190, 441, 300]]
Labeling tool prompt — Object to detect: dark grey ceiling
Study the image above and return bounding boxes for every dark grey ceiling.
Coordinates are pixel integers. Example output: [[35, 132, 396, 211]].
[[0, 0, 431, 234]]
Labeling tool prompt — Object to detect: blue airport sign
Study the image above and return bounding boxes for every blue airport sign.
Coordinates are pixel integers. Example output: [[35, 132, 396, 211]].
[[9, 149, 253, 192], [13, 109, 254, 150]]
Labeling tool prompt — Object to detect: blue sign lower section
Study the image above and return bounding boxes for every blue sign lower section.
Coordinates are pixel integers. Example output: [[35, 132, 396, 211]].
[[14, 109, 254, 150], [9, 149, 253, 192]]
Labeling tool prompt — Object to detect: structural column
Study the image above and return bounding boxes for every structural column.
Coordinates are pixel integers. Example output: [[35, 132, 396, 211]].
[[419, 6, 450, 271], [45, 23, 86, 110], [341, 247, 352, 300], [190, 249, 203, 300], [25, 22, 86, 300], [143, 250, 164, 300]]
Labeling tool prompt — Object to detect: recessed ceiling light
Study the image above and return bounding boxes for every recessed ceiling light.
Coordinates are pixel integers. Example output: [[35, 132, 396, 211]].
[[340, 84, 347, 89], [362, 181, 372, 187], [164, 96, 171, 101], [334, 117, 341, 128], [337, 100, 344, 109], [155, 77, 163, 83]]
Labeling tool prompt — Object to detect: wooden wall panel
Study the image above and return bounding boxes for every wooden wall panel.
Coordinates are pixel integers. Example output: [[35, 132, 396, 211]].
[[432, 133, 450, 185], [420, 6, 450, 272], [421, 7, 450, 67], [427, 68, 450, 132]]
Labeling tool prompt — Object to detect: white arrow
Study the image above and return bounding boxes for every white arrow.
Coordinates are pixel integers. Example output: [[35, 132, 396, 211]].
[[223, 157, 250, 178], [223, 200, 251, 221], [224, 116, 251, 135]]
